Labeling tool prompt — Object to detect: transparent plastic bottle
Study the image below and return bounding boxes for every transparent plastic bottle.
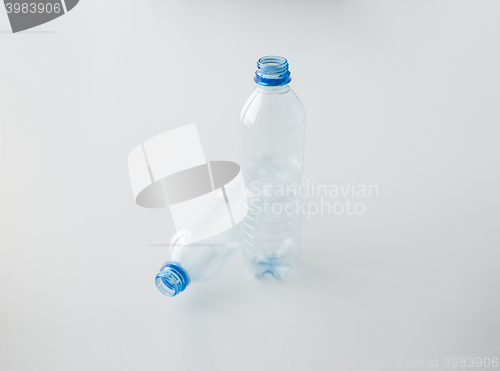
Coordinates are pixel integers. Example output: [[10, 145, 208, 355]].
[[155, 193, 239, 297], [239, 56, 306, 279]]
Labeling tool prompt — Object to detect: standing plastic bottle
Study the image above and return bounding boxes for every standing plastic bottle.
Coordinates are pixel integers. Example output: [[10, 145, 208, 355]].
[[155, 192, 239, 297], [239, 56, 306, 279]]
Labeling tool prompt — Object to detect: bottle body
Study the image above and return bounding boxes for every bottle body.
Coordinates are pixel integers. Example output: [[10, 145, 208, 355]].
[[239, 57, 306, 279]]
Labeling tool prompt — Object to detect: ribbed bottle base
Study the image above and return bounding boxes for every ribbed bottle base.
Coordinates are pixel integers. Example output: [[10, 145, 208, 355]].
[[243, 258, 294, 280]]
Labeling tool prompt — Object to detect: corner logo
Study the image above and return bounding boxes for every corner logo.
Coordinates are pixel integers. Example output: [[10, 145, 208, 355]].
[[128, 124, 247, 246], [3, 0, 79, 33]]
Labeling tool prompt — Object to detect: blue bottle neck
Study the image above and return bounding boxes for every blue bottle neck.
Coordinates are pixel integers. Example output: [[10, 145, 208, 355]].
[[254, 56, 292, 86], [155, 262, 190, 297]]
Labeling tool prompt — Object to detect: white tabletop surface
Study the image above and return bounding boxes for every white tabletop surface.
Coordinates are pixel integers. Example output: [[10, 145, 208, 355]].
[[0, 1, 499, 370]]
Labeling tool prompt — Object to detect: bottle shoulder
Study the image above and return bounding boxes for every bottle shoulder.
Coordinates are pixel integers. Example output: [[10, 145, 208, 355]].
[[240, 86, 306, 132]]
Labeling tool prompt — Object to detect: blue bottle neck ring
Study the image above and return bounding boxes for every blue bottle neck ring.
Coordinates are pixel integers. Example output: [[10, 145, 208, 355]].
[[254, 56, 292, 86], [155, 262, 191, 297]]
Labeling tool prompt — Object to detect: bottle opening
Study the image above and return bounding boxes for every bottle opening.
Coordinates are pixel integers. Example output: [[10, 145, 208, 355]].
[[155, 262, 191, 297], [255, 56, 291, 86]]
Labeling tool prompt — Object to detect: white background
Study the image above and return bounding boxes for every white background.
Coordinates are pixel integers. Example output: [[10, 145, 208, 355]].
[[0, 1, 499, 370]]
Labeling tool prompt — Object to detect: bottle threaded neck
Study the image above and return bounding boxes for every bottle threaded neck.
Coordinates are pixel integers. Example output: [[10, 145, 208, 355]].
[[155, 262, 190, 297], [255, 56, 291, 86]]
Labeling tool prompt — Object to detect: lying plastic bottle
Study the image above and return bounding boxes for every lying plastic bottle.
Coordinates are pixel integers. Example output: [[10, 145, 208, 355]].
[[155, 228, 239, 296], [155, 193, 240, 297], [239, 56, 306, 279]]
